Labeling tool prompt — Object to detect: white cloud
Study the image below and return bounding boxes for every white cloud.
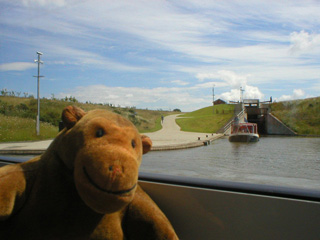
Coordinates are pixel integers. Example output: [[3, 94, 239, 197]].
[[59, 70, 266, 110], [1, 0, 320, 110], [293, 89, 305, 98], [196, 70, 249, 88], [219, 89, 242, 103], [194, 81, 227, 89], [44, 44, 147, 72], [289, 30, 320, 54], [243, 85, 264, 100], [217, 70, 249, 88], [0, 62, 36, 71], [5, 1, 292, 65], [171, 80, 189, 86], [277, 89, 305, 101], [22, 0, 66, 7], [218, 85, 264, 103], [195, 70, 264, 102], [57, 1, 315, 66], [59, 85, 208, 111], [3, 0, 320, 72], [196, 73, 219, 82]]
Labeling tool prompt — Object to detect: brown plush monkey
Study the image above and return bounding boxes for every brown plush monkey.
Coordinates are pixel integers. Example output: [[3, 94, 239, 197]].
[[0, 106, 178, 240]]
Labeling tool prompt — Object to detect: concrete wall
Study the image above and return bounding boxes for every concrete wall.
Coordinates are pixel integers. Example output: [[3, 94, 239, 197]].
[[265, 113, 296, 135]]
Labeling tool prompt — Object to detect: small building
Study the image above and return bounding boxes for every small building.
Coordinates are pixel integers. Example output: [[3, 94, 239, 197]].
[[214, 99, 227, 105], [244, 99, 260, 108]]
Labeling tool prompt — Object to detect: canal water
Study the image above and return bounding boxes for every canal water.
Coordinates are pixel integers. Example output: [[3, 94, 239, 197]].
[[140, 136, 320, 191]]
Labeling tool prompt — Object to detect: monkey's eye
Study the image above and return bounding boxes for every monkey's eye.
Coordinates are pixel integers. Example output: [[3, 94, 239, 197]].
[[96, 128, 105, 138], [131, 140, 136, 148]]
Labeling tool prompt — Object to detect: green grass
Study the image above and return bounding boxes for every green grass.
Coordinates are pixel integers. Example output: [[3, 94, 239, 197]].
[[270, 97, 320, 135], [138, 113, 163, 133], [176, 104, 234, 133], [0, 96, 176, 141], [2, 95, 318, 141], [0, 96, 173, 135], [125, 109, 174, 133], [0, 114, 58, 142]]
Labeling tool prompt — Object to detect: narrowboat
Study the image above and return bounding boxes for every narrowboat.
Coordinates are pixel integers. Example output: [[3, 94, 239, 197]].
[[229, 122, 259, 142]]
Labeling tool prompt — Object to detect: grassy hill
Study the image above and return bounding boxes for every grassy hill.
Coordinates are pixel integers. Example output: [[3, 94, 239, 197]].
[[0, 96, 173, 142], [176, 104, 234, 133], [270, 97, 320, 135], [176, 97, 320, 135], [1, 95, 319, 142], [0, 114, 58, 142]]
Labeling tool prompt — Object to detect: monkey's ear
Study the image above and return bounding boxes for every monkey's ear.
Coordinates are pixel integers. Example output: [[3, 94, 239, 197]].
[[141, 135, 152, 154], [61, 106, 86, 129]]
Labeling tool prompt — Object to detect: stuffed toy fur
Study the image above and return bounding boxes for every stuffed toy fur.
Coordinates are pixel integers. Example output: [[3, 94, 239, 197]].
[[0, 106, 178, 239]]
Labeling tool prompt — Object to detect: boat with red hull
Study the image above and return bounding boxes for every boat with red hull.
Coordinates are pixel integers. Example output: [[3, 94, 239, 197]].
[[229, 122, 259, 142]]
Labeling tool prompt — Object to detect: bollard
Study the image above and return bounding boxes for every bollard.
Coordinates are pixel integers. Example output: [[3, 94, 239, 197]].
[[198, 137, 200, 140]]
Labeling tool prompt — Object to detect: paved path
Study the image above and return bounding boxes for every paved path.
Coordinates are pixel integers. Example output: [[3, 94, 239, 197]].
[[0, 115, 223, 153], [145, 114, 222, 150], [0, 140, 52, 152]]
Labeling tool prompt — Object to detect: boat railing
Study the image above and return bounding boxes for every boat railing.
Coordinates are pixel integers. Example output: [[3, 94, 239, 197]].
[[222, 108, 245, 134]]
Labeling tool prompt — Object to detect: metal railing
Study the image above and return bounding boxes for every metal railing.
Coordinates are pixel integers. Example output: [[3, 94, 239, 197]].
[[220, 108, 245, 134]]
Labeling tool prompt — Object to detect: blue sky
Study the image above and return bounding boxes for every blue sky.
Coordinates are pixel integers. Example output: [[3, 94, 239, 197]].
[[1, 0, 320, 111]]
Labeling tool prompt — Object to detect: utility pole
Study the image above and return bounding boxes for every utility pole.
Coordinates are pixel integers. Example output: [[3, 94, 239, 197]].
[[212, 85, 215, 114], [240, 86, 245, 110], [34, 52, 44, 136], [239, 87, 243, 102]]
